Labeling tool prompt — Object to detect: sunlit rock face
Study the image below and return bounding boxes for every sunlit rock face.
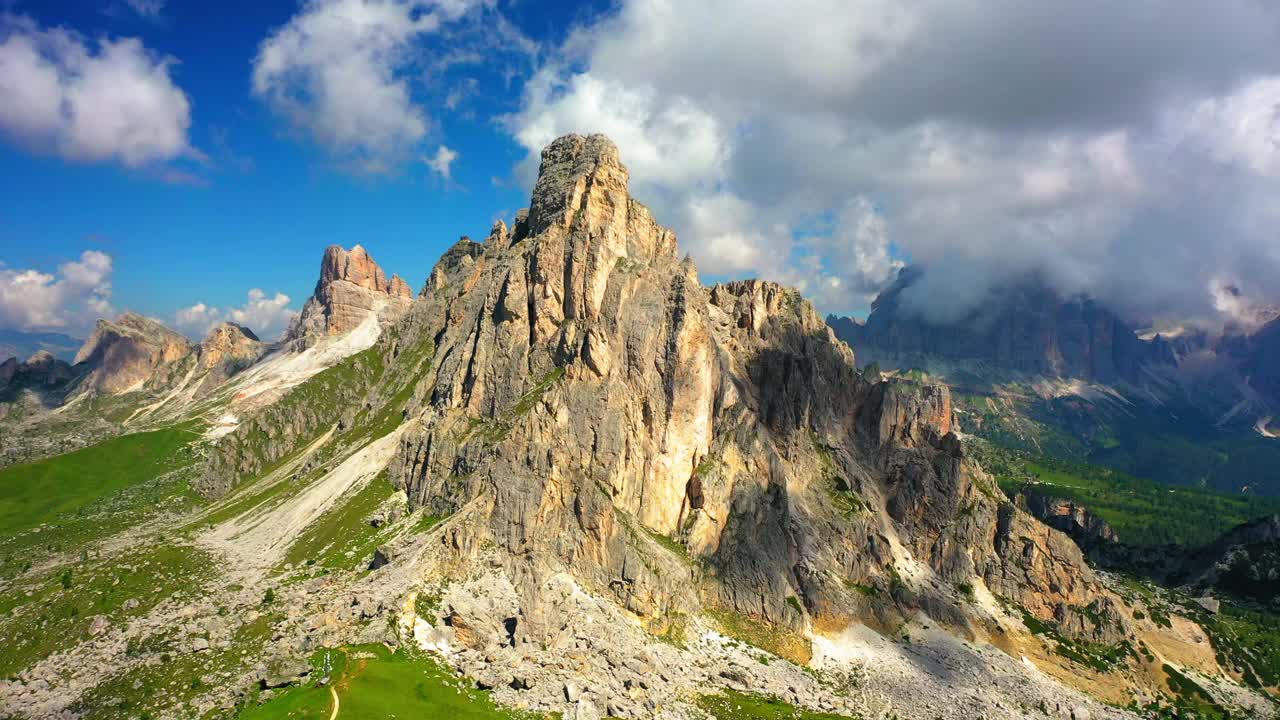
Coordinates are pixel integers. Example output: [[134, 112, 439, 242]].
[[73, 312, 194, 394], [286, 244, 414, 343], [380, 133, 1123, 646]]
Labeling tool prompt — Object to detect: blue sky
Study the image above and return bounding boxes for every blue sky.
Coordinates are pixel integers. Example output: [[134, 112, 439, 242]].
[[4, 0, 1280, 341], [0, 0, 601, 338]]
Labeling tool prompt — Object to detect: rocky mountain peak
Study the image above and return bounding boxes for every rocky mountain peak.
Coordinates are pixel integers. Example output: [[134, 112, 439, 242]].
[[23, 350, 59, 368], [319, 244, 410, 299], [72, 313, 194, 394], [528, 134, 621, 230], [171, 132, 1242, 718], [287, 244, 414, 341], [521, 134, 677, 262], [308, 132, 1129, 666], [197, 322, 263, 371], [0, 350, 73, 394]]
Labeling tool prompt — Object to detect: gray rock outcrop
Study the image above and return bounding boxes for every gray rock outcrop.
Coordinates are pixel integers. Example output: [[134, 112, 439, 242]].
[[1019, 492, 1120, 545], [0, 351, 73, 396]]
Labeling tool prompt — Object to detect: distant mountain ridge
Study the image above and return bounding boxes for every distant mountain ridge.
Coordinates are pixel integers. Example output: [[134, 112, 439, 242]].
[[828, 266, 1280, 501], [0, 330, 83, 364], [828, 266, 1177, 384]]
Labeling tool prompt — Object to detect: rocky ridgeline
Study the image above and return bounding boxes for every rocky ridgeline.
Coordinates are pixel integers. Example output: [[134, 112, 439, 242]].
[[1091, 513, 1280, 606], [828, 266, 1169, 384], [0, 351, 73, 396], [1, 314, 266, 466], [42, 313, 265, 402], [74, 312, 195, 394], [361, 133, 1129, 654]]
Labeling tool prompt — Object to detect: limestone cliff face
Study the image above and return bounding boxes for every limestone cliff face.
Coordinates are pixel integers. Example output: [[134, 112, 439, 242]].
[[830, 266, 1165, 383], [198, 322, 262, 371], [286, 244, 413, 342], [73, 313, 194, 394], [378, 134, 1124, 646]]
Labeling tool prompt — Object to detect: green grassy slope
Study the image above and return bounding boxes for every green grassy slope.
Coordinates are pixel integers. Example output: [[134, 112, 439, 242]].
[[956, 390, 1280, 497], [239, 645, 546, 720], [0, 542, 215, 677], [0, 422, 214, 678], [0, 423, 201, 535], [972, 443, 1280, 546]]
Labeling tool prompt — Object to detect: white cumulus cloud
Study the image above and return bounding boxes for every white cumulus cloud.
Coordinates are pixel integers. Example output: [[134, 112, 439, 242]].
[[0, 15, 194, 168], [424, 144, 457, 179], [251, 0, 486, 173], [175, 289, 297, 341], [0, 250, 113, 333]]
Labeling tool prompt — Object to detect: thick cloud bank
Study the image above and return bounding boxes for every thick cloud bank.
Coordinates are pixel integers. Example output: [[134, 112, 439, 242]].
[[506, 0, 1280, 328]]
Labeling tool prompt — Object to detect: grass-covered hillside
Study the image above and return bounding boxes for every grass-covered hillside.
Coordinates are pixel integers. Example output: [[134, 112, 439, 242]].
[[971, 442, 1280, 547], [956, 389, 1280, 498]]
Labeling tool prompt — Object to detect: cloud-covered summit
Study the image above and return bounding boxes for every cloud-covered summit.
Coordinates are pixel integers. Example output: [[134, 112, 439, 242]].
[[506, 0, 1280, 329]]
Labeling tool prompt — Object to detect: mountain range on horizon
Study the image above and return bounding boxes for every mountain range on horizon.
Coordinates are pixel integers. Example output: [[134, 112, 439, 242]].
[[0, 330, 84, 366], [826, 265, 1280, 498]]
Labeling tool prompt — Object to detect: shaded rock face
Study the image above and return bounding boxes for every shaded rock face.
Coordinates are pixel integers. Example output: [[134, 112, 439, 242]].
[[1094, 514, 1280, 605], [0, 351, 74, 396], [73, 313, 194, 394], [1019, 492, 1119, 545], [286, 244, 413, 342], [1186, 514, 1280, 604], [1243, 317, 1280, 409], [829, 266, 1165, 383], [382, 133, 1122, 645]]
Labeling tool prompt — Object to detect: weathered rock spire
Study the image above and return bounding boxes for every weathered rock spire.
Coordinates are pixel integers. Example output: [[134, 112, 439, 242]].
[[286, 244, 413, 341]]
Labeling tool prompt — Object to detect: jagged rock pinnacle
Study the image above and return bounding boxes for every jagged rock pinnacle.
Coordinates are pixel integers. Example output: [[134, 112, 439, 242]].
[[287, 244, 413, 341], [527, 133, 628, 236]]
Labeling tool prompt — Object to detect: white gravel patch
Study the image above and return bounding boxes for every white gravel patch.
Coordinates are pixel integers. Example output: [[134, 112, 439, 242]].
[[811, 621, 1139, 720], [225, 311, 384, 410], [202, 424, 405, 576]]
